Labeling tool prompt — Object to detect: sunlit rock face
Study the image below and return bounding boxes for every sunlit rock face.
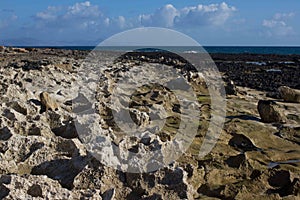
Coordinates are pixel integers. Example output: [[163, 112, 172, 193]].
[[0, 48, 299, 199]]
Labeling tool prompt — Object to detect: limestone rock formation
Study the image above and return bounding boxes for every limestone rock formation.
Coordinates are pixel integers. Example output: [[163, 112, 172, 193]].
[[0, 48, 299, 199]]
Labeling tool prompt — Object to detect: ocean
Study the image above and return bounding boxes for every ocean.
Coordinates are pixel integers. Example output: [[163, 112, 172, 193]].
[[17, 46, 300, 55]]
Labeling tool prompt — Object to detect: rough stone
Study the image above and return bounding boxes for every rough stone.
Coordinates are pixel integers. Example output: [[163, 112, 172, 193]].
[[0, 48, 299, 199], [40, 92, 59, 112], [257, 100, 286, 123], [27, 184, 43, 197], [279, 86, 300, 103]]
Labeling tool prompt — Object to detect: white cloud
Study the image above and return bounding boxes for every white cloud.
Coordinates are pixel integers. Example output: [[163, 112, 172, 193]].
[[17, 1, 237, 45], [139, 2, 236, 28], [176, 2, 236, 27], [34, 1, 130, 33], [139, 4, 179, 27], [263, 20, 286, 28], [273, 12, 295, 20], [64, 1, 102, 19], [30, 1, 236, 42], [34, 1, 236, 30], [117, 16, 126, 28], [35, 1, 103, 25], [262, 12, 295, 36]]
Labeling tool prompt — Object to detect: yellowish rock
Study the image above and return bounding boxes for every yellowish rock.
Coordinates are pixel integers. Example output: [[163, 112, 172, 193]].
[[40, 92, 59, 111]]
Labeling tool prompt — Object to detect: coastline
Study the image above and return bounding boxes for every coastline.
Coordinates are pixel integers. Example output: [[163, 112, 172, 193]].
[[0, 47, 299, 199], [1, 46, 299, 92], [2, 45, 300, 55]]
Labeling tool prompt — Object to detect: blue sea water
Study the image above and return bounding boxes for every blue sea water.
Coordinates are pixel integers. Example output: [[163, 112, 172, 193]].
[[204, 46, 300, 55], [18, 46, 300, 55]]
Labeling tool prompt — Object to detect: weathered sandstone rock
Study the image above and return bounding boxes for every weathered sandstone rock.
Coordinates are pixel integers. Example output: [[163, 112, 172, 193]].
[[279, 86, 300, 103], [257, 100, 286, 123]]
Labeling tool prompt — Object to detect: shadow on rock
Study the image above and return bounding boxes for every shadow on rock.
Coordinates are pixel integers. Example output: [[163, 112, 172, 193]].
[[226, 115, 261, 122], [267, 170, 300, 197], [31, 156, 87, 190], [229, 133, 261, 152], [225, 154, 246, 168]]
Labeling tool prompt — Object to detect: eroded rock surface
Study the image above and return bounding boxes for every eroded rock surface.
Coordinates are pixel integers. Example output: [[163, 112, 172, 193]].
[[257, 100, 287, 123], [279, 86, 300, 103], [0, 48, 299, 199]]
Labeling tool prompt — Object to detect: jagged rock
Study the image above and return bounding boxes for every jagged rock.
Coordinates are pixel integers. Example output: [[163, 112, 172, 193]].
[[73, 164, 104, 190], [278, 86, 300, 103], [0, 127, 12, 140], [7, 101, 27, 115], [257, 100, 286, 123], [130, 109, 150, 127], [0, 184, 10, 199], [31, 156, 87, 189], [40, 92, 59, 112], [51, 120, 78, 139], [124, 167, 193, 199], [0, 48, 299, 199], [2, 109, 16, 121], [101, 188, 115, 200], [0, 174, 102, 199]]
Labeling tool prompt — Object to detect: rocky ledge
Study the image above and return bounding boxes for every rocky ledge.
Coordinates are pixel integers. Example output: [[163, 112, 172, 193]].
[[0, 47, 299, 199]]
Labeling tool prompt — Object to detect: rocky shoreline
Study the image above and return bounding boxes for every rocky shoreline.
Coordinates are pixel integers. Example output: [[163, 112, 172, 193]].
[[0, 47, 299, 199]]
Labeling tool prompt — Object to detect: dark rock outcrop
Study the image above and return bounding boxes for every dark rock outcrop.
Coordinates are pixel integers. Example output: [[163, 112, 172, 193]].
[[257, 100, 286, 123]]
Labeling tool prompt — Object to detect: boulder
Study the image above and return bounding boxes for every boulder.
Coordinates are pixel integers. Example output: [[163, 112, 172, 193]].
[[257, 100, 286, 123], [278, 86, 300, 103]]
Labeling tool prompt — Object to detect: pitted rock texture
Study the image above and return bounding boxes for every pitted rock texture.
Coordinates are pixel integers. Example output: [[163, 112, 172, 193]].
[[0, 48, 299, 199]]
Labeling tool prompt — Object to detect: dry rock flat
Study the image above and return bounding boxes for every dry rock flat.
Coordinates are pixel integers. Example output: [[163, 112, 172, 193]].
[[0, 47, 299, 199]]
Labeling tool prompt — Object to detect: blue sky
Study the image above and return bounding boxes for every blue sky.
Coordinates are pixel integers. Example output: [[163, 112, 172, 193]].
[[0, 0, 299, 46]]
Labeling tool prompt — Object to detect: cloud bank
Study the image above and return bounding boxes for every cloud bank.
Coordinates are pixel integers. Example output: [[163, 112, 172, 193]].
[[16, 1, 236, 45], [262, 12, 295, 37], [139, 2, 236, 28], [1, 1, 298, 46], [34, 2, 236, 30]]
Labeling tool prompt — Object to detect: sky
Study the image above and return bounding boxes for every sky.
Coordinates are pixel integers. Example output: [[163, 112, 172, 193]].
[[0, 0, 299, 46]]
